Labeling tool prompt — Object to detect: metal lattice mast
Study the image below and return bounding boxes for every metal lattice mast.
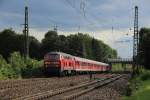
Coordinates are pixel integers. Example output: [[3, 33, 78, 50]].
[[133, 6, 139, 75], [23, 6, 29, 58]]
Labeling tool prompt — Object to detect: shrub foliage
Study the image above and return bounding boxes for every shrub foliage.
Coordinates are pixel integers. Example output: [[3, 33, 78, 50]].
[[0, 52, 43, 80]]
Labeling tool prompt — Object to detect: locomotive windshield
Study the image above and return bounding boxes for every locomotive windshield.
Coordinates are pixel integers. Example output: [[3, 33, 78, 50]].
[[49, 54, 60, 60]]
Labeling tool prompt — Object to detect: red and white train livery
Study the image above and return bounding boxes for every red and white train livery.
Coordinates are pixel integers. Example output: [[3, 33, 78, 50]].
[[44, 52, 111, 76]]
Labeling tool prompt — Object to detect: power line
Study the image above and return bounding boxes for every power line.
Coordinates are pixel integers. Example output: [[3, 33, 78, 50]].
[[64, 0, 100, 29]]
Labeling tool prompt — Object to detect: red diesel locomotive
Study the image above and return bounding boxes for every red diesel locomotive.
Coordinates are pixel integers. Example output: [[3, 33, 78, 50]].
[[44, 52, 111, 76]]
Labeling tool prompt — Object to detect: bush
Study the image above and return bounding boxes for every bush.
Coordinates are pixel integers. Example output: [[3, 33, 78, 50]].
[[0, 52, 44, 80], [9, 52, 26, 78], [0, 55, 17, 79], [126, 82, 132, 96], [22, 58, 43, 78], [140, 70, 150, 81]]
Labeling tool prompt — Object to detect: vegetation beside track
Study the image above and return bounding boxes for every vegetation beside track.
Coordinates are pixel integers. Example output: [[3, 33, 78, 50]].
[[123, 69, 150, 100], [0, 52, 43, 80], [111, 64, 132, 72]]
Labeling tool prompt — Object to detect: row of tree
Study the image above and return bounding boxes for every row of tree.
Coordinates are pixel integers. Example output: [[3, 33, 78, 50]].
[[0, 29, 117, 62], [139, 28, 150, 69]]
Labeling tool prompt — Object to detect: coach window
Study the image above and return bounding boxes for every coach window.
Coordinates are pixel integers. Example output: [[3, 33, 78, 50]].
[[64, 56, 67, 59], [69, 62, 71, 66], [67, 56, 70, 59], [85, 62, 88, 66], [63, 62, 65, 66], [88, 63, 91, 66], [79, 62, 81, 66], [76, 61, 79, 66], [82, 62, 87, 66], [81, 62, 84, 66], [82, 62, 84, 66]]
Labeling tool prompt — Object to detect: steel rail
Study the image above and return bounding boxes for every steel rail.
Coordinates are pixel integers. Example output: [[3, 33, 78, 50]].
[[14, 74, 119, 100]]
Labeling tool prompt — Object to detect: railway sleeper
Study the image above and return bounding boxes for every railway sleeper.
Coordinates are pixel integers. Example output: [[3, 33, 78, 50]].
[[63, 75, 123, 100], [14, 74, 119, 100]]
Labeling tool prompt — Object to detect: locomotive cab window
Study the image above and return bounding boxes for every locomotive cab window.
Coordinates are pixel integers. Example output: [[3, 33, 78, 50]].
[[49, 54, 60, 60]]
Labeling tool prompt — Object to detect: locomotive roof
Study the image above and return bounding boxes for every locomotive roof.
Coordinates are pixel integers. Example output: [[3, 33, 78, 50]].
[[47, 52, 73, 57], [47, 52, 109, 66]]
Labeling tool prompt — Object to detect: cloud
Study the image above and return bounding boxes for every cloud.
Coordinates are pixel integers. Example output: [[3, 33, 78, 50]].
[[1, 0, 149, 58], [0, 12, 23, 18]]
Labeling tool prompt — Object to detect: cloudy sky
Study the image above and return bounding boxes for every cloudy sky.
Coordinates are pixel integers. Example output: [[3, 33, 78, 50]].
[[0, 0, 149, 58]]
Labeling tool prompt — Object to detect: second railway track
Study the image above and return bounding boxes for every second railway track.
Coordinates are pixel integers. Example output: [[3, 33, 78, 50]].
[[0, 74, 112, 99], [14, 74, 123, 100]]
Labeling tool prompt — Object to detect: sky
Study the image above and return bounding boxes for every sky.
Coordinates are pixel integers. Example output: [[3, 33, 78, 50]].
[[0, 0, 149, 58]]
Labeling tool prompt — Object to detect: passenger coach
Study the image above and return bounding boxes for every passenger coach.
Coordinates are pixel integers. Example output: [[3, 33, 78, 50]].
[[44, 52, 111, 76]]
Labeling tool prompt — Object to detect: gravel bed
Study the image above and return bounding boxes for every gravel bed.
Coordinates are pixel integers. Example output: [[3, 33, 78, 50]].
[[0, 74, 107, 100], [76, 74, 130, 100]]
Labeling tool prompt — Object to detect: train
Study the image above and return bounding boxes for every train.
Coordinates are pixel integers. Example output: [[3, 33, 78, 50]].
[[44, 52, 111, 76]]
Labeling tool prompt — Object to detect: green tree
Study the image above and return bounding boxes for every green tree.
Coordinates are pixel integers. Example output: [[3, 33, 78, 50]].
[[40, 30, 59, 57], [0, 29, 17, 59], [0, 29, 41, 59], [0, 28, 117, 63], [139, 28, 150, 69], [29, 36, 41, 59]]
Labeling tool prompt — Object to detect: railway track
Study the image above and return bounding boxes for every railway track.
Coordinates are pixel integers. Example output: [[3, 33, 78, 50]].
[[63, 75, 122, 100], [14, 74, 123, 100], [0, 74, 111, 99], [0, 74, 111, 91]]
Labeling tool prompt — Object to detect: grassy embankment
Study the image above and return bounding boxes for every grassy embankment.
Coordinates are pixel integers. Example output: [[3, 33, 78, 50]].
[[111, 64, 132, 72], [123, 69, 150, 100], [111, 64, 150, 100]]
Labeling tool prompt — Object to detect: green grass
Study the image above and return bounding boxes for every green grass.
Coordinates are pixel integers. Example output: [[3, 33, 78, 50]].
[[123, 80, 150, 100], [111, 64, 132, 72]]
